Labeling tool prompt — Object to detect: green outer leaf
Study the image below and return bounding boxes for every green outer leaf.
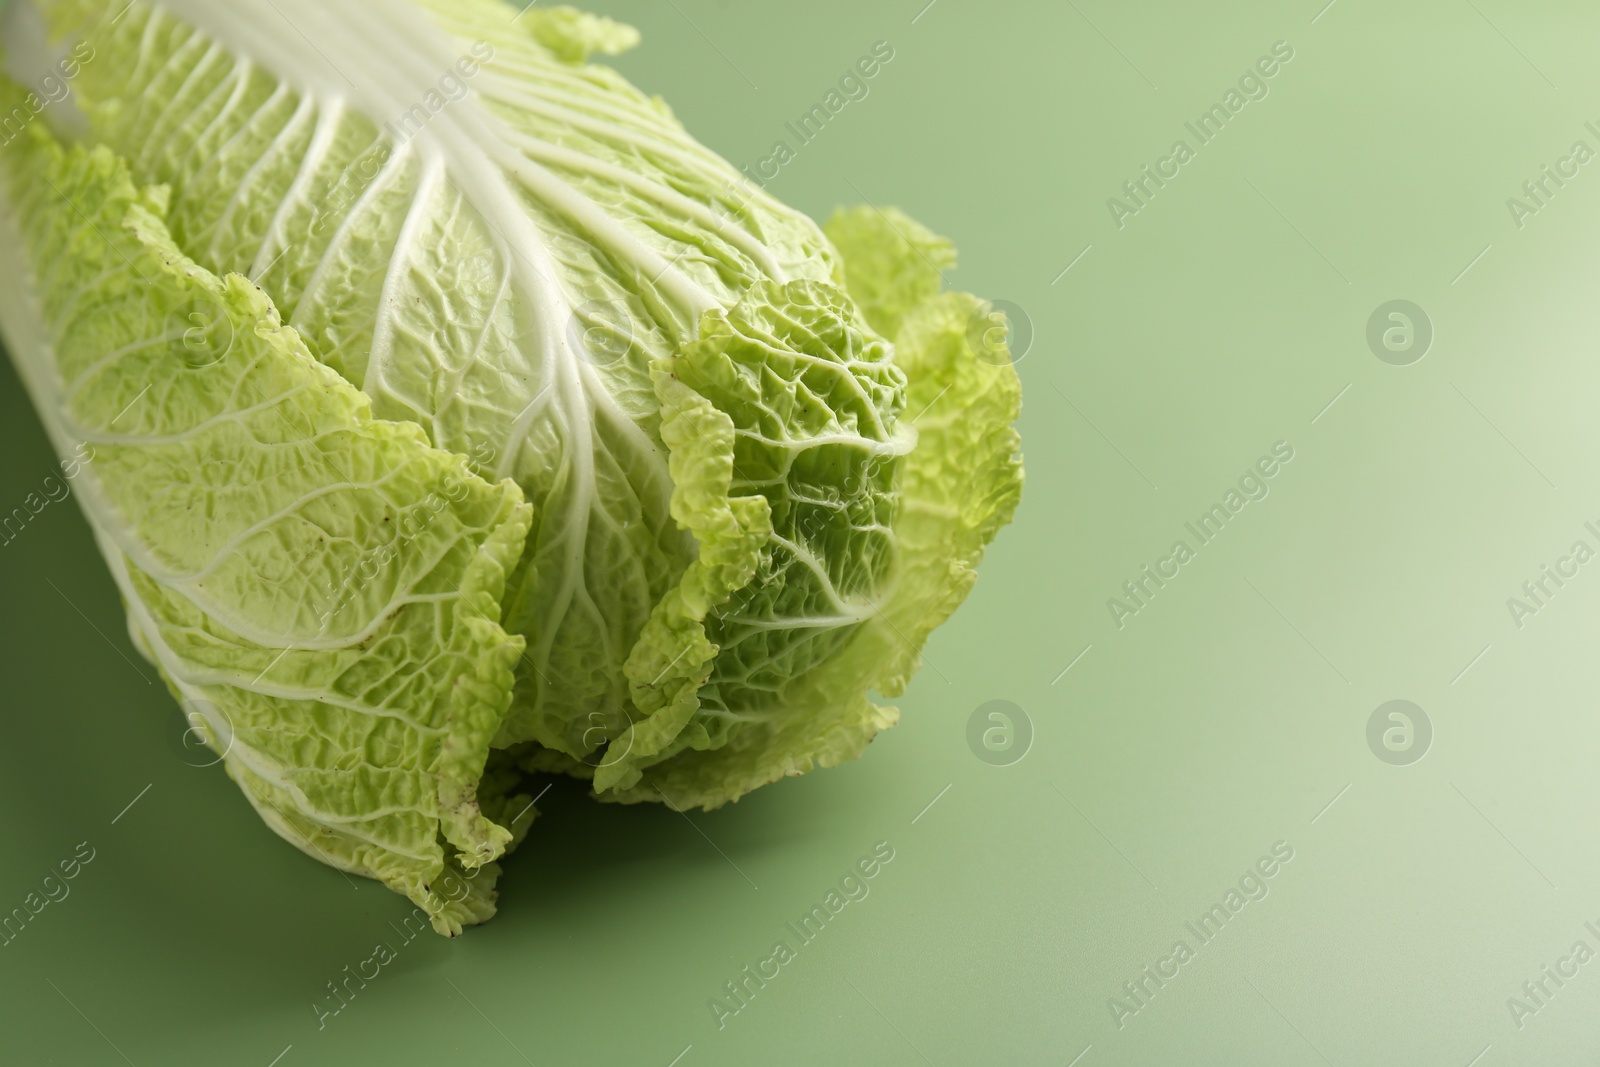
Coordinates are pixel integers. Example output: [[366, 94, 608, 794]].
[[587, 278, 909, 802], [594, 361, 771, 794], [870, 288, 1024, 695], [515, 4, 641, 63], [31, 0, 849, 772], [824, 205, 957, 340], [3, 0, 1023, 842], [0, 118, 535, 933], [600, 223, 1022, 810]]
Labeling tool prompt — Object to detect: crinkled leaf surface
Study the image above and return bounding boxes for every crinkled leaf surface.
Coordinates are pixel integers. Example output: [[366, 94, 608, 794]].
[[0, 123, 533, 932], [13, 0, 848, 770], [0, 0, 1023, 923]]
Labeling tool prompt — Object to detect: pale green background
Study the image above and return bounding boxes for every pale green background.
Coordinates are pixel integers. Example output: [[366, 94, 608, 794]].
[[3, 0, 1599, 1063]]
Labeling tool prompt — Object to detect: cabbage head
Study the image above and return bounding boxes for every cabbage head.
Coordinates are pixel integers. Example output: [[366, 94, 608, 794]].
[[0, 0, 1023, 932]]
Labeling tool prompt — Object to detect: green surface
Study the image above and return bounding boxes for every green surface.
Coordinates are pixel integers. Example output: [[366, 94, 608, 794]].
[[3, 0, 1600, 1063]]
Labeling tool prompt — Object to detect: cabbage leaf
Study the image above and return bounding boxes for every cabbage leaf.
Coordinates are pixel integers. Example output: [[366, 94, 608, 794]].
[[0, 0, 1023, 928]]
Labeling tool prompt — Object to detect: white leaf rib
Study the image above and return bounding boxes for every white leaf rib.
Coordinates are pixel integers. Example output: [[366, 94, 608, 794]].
[[506, 131, 785, 281], [177, 56, 259, 167], [244, 95, 347, 282], [119, 25, 209, 144], [428, 245, 512, 443], [500, 151, 717, 316], [475, 78, 727, 179], [138, 39, 228, 173], [766, 534, 857, 615], [102, 551, 443, 862], [58, 331, 184, 405], [136, 658, 447, 731], [176, 461, 423, 583], [735, 333, 895, 443], [362, 156, 441, 399], [288, 130, 412, 328], [119, 5, 169, 99], [733, 428, 911, 457], [226, 756, 439, 859], [191, 83, 311, 269], [46, 263, 137, 342], [590, 393, 675, 502], [720, 613, 870, 632], [55, 383, 319, 447], [494, 372, 559, 479], [527, 392, 598, 667], [482, 62, 716, 153]]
